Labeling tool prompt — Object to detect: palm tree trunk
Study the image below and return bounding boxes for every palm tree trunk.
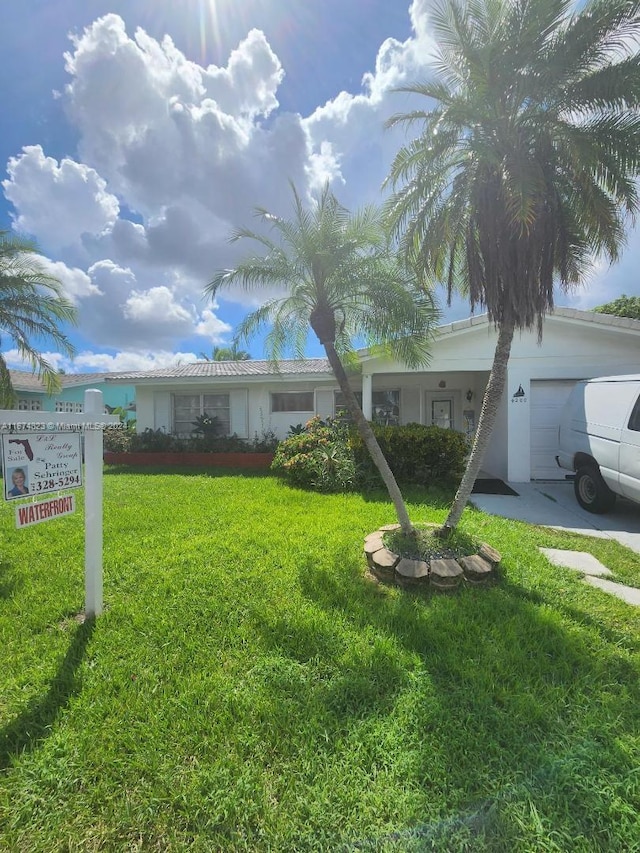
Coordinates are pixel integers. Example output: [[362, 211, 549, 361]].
[[442, 319, 515, 533], [323, 341, 414, 535]]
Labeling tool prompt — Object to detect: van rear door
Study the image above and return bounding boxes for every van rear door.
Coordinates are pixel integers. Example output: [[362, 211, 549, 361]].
[[619, 392, 640, 502]]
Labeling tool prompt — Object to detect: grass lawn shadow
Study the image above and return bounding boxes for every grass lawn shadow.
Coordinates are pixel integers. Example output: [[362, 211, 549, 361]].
[[295, 555, 640, 848], [0, 617, 95, 770]]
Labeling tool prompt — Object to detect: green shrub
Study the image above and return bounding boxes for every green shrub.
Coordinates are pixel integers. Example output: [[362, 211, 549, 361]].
[[186, 433, 255, 453], [350, 422, 469, 485], [130, 428, 184, 452], [103, 426, 133, 453], [273, 419, 468, 492], [114, 427, 275, 455], [271, 417, 356, 492]]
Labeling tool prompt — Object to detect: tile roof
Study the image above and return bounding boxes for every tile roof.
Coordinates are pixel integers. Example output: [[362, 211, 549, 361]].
[[9, 370, 133, 392], [9, 370, 47, 392], [106, 358, 333, 381]]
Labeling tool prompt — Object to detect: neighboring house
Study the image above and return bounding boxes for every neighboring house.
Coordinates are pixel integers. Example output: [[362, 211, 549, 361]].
[[9, 370, 136, 415], [107, 308, 640, 483]]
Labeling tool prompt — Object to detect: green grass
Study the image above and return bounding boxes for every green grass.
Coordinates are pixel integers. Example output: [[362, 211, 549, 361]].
[[0, 469, 639, 851]]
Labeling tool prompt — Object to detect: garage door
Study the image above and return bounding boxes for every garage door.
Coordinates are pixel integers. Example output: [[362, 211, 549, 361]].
[[530, 380, 578, 479]]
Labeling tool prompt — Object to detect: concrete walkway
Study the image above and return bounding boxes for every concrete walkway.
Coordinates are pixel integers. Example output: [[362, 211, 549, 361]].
[[539, 547, 640, 607], [470, 480, 640, 555], [472, 481, 640, 606]]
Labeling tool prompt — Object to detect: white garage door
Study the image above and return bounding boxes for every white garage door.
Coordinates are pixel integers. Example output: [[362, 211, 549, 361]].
[[530, 380, 578, 479]]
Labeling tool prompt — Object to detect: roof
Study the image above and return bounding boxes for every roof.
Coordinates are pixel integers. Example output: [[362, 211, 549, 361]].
[[107, 358, 333, 382], [433, 306, 640, 339], [9, 370, 133, 393]]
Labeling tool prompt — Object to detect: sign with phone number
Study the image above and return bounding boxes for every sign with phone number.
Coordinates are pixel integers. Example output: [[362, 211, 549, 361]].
[[2, 432, 83, 501]]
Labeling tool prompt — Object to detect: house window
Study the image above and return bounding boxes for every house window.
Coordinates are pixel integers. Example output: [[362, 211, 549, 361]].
[[334, 391, 363, 416], [270, 392, 314, 413], [173, 393, 230, 436], [17, 398, 42, 411], [55, 401, 83, 413], [335, 389, 400, 425], [372, 390, 400, 426]]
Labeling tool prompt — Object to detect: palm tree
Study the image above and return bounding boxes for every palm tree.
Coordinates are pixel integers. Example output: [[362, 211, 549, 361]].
[[199, 344, 251, 361], [206, 183, 439, 534], [0, 231, 77, 407], [385, 0, 640, 533]]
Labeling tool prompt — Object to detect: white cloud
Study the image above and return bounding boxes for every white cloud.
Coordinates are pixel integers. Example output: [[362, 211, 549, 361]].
[[5, 348, 199, 374], [123, 285, 192, 326], [62, 14, 293, 219], [0, 6, 451, 357], [194, 307, 233, 340], [37, 256, 102, 303], [2, 145, 119, 250], [2, 349, 67, 372], [70, 349, 199, 372]]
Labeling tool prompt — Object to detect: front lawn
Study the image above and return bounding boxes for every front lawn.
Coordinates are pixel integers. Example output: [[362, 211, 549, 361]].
[[1, 470, 639, 851]]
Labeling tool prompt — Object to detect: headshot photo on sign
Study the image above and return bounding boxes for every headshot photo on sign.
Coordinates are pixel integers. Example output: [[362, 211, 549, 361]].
[[7, 467, 29, 499]]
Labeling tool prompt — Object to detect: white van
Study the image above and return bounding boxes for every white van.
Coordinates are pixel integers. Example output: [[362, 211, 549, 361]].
[[556, 375, 640, 513]]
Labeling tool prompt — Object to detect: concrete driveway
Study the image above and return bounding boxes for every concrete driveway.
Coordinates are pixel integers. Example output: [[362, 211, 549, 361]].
[[470, 480, 640, 555]]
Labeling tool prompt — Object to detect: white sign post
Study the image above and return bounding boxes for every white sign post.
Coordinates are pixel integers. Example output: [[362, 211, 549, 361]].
[[0, 389, 119, 617]]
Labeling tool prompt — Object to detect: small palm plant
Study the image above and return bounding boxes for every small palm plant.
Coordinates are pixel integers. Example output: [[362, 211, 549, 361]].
[[191, 413, 222, 438], [206, 183, 439, 534]]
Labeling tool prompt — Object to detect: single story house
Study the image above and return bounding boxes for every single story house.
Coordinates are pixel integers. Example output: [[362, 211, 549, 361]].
[[8, 370, 136, 416], [107, 308, 640, 483]]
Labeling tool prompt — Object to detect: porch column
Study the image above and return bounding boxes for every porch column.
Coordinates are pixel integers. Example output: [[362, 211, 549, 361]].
[[506, 371, 531, 482], [362, 373, 373, 420]]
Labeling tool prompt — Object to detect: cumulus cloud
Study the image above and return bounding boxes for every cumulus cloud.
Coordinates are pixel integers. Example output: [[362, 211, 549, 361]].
[[62, 14, 296, 220], [2, 145, 119, 251], [123, 285, 193, 327], [70, 349, 200, 372], [2, 349, 68, 372], [0, 5, 450, 361], [37, 256, 102, 303], [194, 307, 233, 341], [4, 348, 199, 374]]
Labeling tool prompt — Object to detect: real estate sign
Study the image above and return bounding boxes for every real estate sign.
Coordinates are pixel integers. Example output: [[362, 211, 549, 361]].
[[2, 432, 82, 501], [15, 494, 76, 528]]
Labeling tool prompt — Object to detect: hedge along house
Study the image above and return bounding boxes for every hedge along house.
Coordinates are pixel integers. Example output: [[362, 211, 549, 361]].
[[8, 370, 136, 416], [107, 308, 640, 483]]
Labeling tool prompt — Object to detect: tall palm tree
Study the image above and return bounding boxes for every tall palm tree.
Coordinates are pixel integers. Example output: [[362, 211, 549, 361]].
[[0, 231, 77, 407], [385, 0, 640, 533], [206, 183, 439, 534], [199, 344, 251, 361]]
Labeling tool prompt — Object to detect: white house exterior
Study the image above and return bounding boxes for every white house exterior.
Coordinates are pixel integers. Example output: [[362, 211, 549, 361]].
[[108, 308, 640, 483]]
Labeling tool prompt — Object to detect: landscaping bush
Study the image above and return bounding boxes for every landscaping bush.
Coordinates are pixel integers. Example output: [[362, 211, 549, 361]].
[[111, 426, 276, 455], [185, 433, 256, 453], [351, 422, 469, 485], [103, 426, 133, 453], [273, 419, 469, 492], [130, 428, 184, 452], [271, 416, 356, 492]]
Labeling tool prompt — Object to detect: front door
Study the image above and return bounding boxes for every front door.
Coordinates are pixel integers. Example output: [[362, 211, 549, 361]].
[[431, 397, 453, 429]]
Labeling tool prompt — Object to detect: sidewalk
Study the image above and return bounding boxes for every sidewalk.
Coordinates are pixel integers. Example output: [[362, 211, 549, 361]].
[[470, 480, 640, 555]]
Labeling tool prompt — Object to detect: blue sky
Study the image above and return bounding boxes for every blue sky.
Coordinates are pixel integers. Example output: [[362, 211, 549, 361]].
[[1, 0, 638, 373]]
